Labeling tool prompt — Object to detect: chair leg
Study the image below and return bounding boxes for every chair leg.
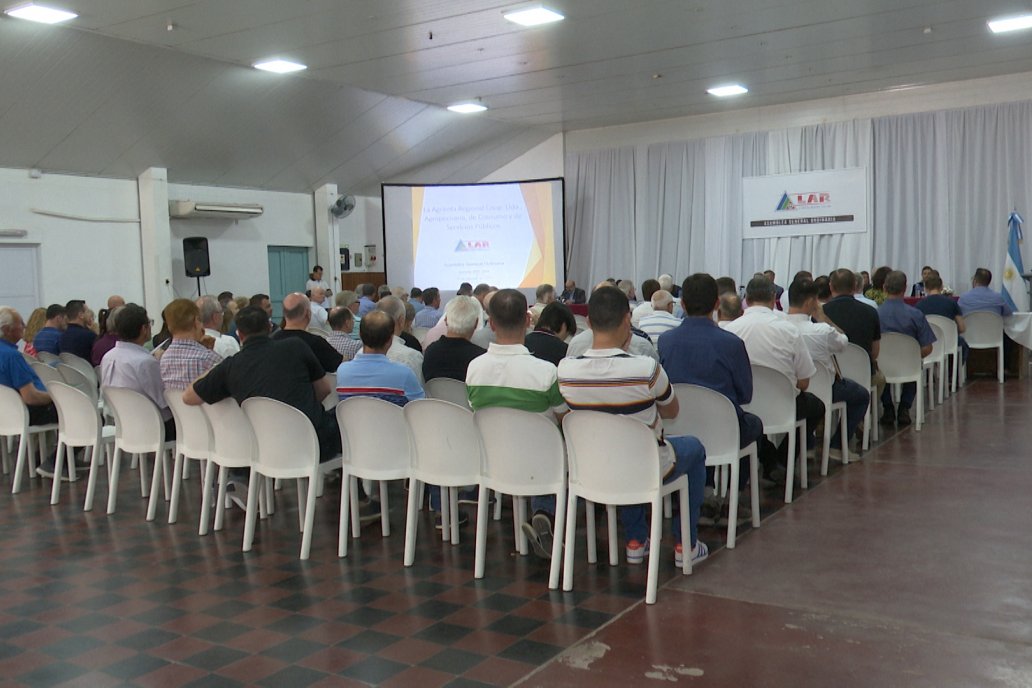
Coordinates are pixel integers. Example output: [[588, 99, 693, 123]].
[[820, 410, 832, 477], [11, 433, 28, 495], [296, 480, 306, 533], [50, 440, 66, 505], [379, 481, 390, 537], [515, 497, 528, 555], [83, 444, 100, 512], [403, 479, 421, 566], [645, 497, 663, 605], [440, 488, 451, 544], [106, 448, 123, 514], [663, 493, 672, 519], [493, 489, 502, 520], [783, 431, 796, 504], [474, 485, 490, 579], [607, 505, 618, 566], [998, 346, 1005, 383], [199, 459, 216, 535], [799, 425, 808, 490], [585, 500, 597, 564], [548, 487, 566, 590], [299, 476, 317, 560], [146, 451, 164, 522], [169, 452, 185, 524], [679, 486, 691, 575], [562, 490, 578, 592], [726, 461, 740, 549], [339, 472, 352, 558], [350, 477, 362, 539], [138, 453, 149, 498], [214, 466, 229, 532], [449, 486, 460, 545], [242, 469, 260, 552], [749, 446, 761, 528], [915, 381, 924, 432]]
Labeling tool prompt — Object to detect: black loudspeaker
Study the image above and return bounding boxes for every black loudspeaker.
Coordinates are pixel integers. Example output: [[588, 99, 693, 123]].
[[183, 237, 211, 277]]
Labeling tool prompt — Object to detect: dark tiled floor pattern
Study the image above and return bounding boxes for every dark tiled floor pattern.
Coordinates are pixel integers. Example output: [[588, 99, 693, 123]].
[[1, 377, 1019, 686]]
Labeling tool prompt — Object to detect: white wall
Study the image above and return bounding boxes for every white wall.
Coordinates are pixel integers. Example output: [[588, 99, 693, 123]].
[[480, 133, 564, 182], [0, 167, 142, 312], [167, 183, 316, 300], [337, 195, 383, 278]]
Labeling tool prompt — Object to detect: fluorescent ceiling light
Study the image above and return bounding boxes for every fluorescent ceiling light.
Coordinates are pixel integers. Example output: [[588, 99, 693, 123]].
[[253, 59, 307, 74], [503, 6, 564, 26], [4, 3, 77, 24], [988, 14, 1032, 33], [448, 102, 487, 114], [707, 84, 749, 97]]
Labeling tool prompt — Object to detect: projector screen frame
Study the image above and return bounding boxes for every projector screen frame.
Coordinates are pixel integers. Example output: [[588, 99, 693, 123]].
[[380, 177, 567, 295]]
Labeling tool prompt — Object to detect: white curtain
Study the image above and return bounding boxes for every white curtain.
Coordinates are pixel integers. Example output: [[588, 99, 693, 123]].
[[565, 99, 1032, 291]]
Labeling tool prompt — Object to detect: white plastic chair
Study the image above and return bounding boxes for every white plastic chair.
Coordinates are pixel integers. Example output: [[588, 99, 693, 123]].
[[241, 397, 342, 560], [807, 366, 848, 476], [923, 322, 946, 408], [403, 399, 483, 564], [47, 382, 115, 508], [37, 351, 59, 364], [925, 315, 961, 395], [474, 407, 567, 588], [0, 386, 58, 493], [834, 343, 878, 450], [424, 378, 471, 409], [103, 386, 174, 518], [664, 384, 759, 549], [59, 353, 98, 388], [164, 391, 212, 526], [200, 398, 260, 535], [29, 360, 63, 388], [412, 326, 430, 343], [321, 372, 338, 411], [561, 411, 691, 605], [964, 312, 1005, 383], [57, 364, 98, 404], [336, 397, 413, 557], [879, 333, 925, 432], [742, 365, 807, 503]]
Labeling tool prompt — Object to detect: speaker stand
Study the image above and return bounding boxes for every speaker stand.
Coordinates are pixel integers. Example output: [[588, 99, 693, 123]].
[[195, 276, 202, 298]]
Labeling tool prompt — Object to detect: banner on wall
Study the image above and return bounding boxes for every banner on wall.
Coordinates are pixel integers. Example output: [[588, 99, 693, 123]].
[[742, 168, 868, 239]]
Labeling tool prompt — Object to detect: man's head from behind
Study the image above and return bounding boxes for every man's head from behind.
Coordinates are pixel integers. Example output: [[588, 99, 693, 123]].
[[115, 304, 150, 343], [166, 298, 201, 338], [884, 270, 908, 296], [681, 273, 719, 317], [281, 293, 311, 327], [422, 287, 441, 309], [376, 296, 405, 334], [235, 306, 270, 340], [588, 286, 631, 335], [640, 279, 661, 303], [715, 277, 737, 296], [359, 283, 376, 298], [788, 278, 819, 314], [924, 271, 944, 292], [458, 282, 473, 296], [0, 307, 23, 344], [488, 289, 529, 339], [535, 283, 555, 305], [249, 293, 272, 316], [829, 268, 855, 297], [45, 303, 67, 328], [327, 307, 353, 333], [444, 295, 480, 339], [718, 294, 743, 322], [973, 267, 992, 287], [359, 310, 394, 353], [651, 289, 674, 313], [745, 276, 776, 306], [65, 300, 87, 324], [196, 295, 222, 329]]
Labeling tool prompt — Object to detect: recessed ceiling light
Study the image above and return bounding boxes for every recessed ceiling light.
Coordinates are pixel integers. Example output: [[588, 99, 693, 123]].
[[4, 2, 77, 24], [707, 84, 749, 97], [253, 59, 307, 74], [988, 14, 1032, 33], [448, 103, 488, 114], [503, 6, 564, 27]]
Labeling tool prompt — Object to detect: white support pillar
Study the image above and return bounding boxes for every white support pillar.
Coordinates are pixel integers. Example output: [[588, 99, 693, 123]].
[[313, 184, 340, 294], [137, 168, 174, 317]]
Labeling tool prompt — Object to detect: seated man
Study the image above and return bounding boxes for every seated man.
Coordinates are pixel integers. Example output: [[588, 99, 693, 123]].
[[958, 267, 1013, 316], [717, 293, 743, 324], [33, 304, 66, 356], [327, 307, 361, 361], [271, 292, 342, 373], [336, 311, 424, 406], [197, 295, 240, 359], [308, 286, 332, 336], [525, 302, 576, 366], [400, 302, 423, 353], [911, 266, 933, 298], [878, 271, 935, 426], [356, 283, 378, 318], [376, 296, 424, 385], [785, 279, 870, 460], [58, 300, 97, 360], [916, 270, 967, 361], [639, 290, 681, 338], [529, 283, 555, 323], [631, 279, 660, 328], [467, 289, 568, 550], [101, 303, 175, 438], [824, 268, 884, 399], [559, 280, 586, 305], [568, 283, 659, 362], [412, 287, 444, 328], [559, 286, 708, 567], [422, 296, 485, 382], [160, 298, 221, 391]]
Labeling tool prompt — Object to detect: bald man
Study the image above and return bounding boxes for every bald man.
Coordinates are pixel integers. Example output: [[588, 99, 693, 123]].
[[271, 292, 342, 373]]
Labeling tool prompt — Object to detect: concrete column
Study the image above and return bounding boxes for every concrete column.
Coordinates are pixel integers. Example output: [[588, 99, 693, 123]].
[[313, 183, 340, 294], [137, 168, 174, 317]]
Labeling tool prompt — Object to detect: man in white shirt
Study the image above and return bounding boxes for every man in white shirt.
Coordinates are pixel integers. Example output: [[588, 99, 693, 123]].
[[638, 290, 681, 339], [101, 303, 175, 437], [197, 296, 240, 359], [630, 279, 660, 328], [376, 296, 425, 385], [308, 286, 332, 336], [786, 279, 870, 461], [725, 276, 824, 473]]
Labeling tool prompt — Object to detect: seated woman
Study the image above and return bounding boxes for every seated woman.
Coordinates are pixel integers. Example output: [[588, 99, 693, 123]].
[[525, 302, 576, 366]]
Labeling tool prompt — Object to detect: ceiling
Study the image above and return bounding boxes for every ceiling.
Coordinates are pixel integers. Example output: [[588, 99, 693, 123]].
[[3, 0, 1032, 193]]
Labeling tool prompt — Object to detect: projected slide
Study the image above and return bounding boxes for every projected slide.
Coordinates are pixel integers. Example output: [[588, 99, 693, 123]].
[[383, 179, 564, 291]]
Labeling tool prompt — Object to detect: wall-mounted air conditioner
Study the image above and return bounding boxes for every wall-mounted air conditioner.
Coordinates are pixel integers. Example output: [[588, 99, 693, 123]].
[[169, 200, 264, 220]]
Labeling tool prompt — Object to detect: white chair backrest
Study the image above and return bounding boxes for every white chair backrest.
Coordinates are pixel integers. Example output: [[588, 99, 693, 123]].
[[403, 399, 482, 484], [474, 407, 566, 492], [37, 351, 59, 364], [835, 343, 872, 388], [807, 364, 835, 406], [664, 384, 741, 463], [926, 322, 945, 362], [424, 377, 471, 408], [925, 315, 958, 353], [412, 326, 430, 343], [322, 372, 338, 411], [201, 397, 255, 468], [59, 353, 98, 385], [0, 385, 28, 436], [103, 386, 166, 453], [29, 360, 63, 387], [336, 396, 413, 474], [562, 410, 661, 503], [742, 365, 797, 431], [964, 311, 1004, 348], [241, 397, 320, 478], [878, 333, 922, 382], [164, 390, 211, 459], [573, 314, 589, 335], [48, 381, 101, 446], [57, 364, 97, 401]]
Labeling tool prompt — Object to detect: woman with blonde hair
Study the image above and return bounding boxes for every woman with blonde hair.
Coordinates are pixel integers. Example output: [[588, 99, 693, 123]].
[[19, 307, 46, 357]]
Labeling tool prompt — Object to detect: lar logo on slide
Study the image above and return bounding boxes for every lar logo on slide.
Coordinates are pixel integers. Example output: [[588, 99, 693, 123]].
[[455, 239, 491, 251], [776, 191, 831, 211]]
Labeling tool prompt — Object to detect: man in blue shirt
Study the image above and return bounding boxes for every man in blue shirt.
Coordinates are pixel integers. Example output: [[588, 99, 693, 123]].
[[412, 287, 444, 328], [356, 283, 378, 318], [916, 271, 968, 361], [33, 304, 66, 355], [878, 271, 936, 427], [958, 268, 1013, 317], [336, 310, 424, 407], [0, 306, 56, 425]]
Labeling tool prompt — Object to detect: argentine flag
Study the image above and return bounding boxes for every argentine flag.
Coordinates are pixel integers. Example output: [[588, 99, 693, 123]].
[[1002, 211, 1027, 313]]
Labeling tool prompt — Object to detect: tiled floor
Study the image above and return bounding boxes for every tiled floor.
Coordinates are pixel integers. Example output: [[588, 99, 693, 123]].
[[1, 376, 1029, 686]]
